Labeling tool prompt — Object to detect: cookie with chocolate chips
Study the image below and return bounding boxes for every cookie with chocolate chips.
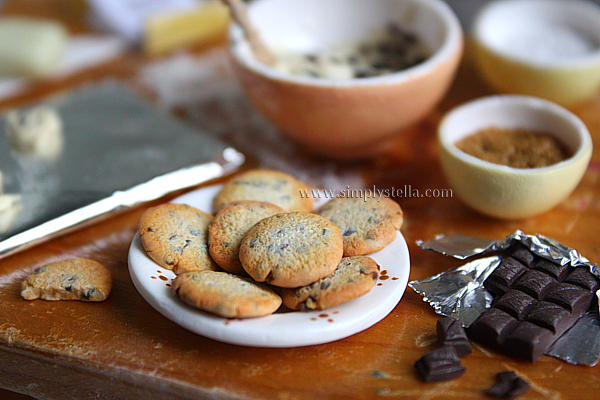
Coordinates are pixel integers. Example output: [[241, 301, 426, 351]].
[[212, 169, 313, 214], [239, 212, 343, 288], [139, 203, 219, 275], [172, 270, 282, 318], [21, 257, 112, 301], [281, 256, 380, 310], [208, 200, 285, 275], [316, 196, 403, 256]]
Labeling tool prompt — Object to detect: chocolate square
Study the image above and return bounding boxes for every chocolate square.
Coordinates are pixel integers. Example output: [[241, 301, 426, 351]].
[[467, 308, 518, 347], [492, 290, 537, 320], [436, 318, 472, 357], [484, 257, 528, 296], [487, 371, 530, 398], [533, 259, 570, 281], [512, 270, 557, 300], [503, 321, 555, 362], [509, 245, 536, 267], [565, 267, 600, 292], [525, 301, 571, 334], [414, 346, 466, 383], [544, 283, 594, 314]]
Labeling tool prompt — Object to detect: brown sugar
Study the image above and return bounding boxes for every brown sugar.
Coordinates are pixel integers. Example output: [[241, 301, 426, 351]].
[[455, 127, 570, 168]]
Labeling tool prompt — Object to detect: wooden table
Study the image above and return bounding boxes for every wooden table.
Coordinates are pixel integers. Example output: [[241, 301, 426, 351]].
[[1, 1, 600, 399]]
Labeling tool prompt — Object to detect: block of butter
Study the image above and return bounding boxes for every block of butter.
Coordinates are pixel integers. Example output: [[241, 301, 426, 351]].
[[0, 17, 68, 78], [143, 0, 230, 56]]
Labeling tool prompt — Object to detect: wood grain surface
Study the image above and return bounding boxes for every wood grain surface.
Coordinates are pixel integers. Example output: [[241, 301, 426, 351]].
[[1, 1, 600, 399]]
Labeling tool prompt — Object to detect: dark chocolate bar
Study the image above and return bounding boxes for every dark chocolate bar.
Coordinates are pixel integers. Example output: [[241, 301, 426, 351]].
[[414, 346, 465, 383], [468, 245, 598, 362], [436, 317, 472, 357]]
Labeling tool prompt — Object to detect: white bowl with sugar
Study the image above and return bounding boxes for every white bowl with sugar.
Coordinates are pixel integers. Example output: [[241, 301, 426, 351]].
[[472, 0, 600, 106]]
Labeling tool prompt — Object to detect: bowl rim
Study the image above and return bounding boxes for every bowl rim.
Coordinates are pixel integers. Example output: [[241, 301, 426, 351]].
[[473, 0, 600, 69], [228, 0, 463, 87], [438, 95, 593, 175]]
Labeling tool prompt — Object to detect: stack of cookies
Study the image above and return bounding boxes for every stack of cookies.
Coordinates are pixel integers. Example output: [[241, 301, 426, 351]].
[[138, 169, 403, 319]]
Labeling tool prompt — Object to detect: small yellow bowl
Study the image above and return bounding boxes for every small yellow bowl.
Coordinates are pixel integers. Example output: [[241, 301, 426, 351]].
[[472, 0, 600, 107], [438, 95, 593, 219]]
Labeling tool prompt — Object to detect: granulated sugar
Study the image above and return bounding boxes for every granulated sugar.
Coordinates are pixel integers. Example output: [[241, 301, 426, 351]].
[[500, 24, 598, 63], [138, 49, 365, 191]]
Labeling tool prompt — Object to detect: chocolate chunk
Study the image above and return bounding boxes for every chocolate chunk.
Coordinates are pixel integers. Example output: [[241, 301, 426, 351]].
[[509, 245, 536, 267], [533, 259, 570, 281], [492, 290, 537, 319], [565, 267, 600, 292], [525, 301, 571, 334], [512, 270, 556, 300], [503, 321, 556, 362], [487, 371, 530, 398], [467, 308, 518, 347], [414, 346, 465, 383], [436, 318, 472, 357], [544, 283, 594, 314], [484, 257, 528, 296]]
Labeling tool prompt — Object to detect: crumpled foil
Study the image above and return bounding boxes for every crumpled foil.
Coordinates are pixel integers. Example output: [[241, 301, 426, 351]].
[[409, 230, 600, 366]]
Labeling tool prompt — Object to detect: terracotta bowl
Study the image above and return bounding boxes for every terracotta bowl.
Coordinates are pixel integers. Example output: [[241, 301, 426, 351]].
[[438, 95, 593, 219], [228, 0, 463, 160], [473, 0, 600, 107]]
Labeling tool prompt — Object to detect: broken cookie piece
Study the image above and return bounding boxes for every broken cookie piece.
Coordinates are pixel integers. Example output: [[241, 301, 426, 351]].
[[21, 257, 112, 301]]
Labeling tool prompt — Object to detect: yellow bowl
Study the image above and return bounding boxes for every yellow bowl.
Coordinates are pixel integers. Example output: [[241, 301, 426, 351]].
[[228, 0, 463, 160], [472, 0, 600, 107], [438, 95, 592, 219]]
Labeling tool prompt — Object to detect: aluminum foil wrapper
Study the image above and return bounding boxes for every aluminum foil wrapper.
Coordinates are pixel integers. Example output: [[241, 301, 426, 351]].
[[409, 230, 600, 366]]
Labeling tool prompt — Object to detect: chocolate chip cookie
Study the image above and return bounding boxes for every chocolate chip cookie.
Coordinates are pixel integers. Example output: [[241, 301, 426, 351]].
[[239, 212, 343, 288], [212, 169, 313, 213], [281, 256, 380, 310], [21, 257, 112, 301], [172, 270, 282, 318], [208, 200, 285, 275], [139, 203, 219, 275], [316, 196, 403, 256]]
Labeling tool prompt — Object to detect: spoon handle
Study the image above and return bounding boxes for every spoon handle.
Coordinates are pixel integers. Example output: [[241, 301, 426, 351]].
[[223, 0, 276, 66]]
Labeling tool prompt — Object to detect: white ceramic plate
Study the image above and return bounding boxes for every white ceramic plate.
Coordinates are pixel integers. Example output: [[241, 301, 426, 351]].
[[128, 185, 410, 347]]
